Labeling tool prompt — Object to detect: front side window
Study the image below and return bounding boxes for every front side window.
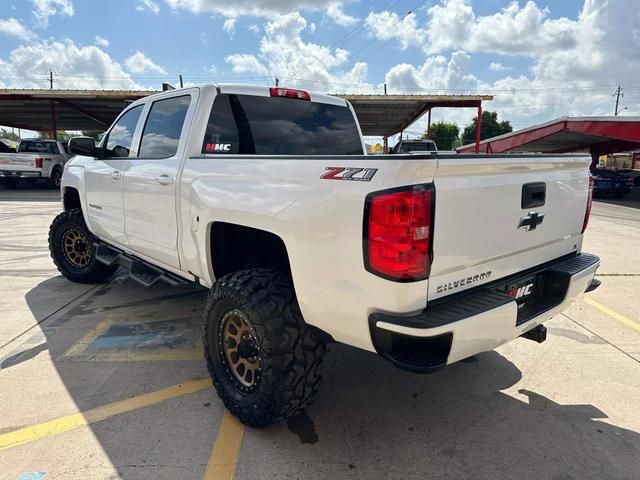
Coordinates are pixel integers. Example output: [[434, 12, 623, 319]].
[[139, 95, 191, 158], [201, 94, 363, 155], [104, 105, 143, 158]]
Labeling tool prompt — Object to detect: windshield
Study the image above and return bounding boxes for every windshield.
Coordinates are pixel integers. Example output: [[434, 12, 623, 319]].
[[202, 94, 363, 155]]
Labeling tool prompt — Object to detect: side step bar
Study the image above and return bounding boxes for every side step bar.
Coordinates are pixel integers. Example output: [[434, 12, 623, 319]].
[[95, 243, 196, 288]]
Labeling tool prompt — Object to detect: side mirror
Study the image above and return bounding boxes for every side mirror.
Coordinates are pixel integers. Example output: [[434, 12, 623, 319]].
[[68, 136, 98, 157]]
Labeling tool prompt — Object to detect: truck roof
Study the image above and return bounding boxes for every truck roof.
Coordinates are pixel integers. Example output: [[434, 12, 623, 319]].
[[126, 83, 349, 109]]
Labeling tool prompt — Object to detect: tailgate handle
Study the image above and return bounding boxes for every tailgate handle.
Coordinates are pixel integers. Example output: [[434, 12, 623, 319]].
[[522, 182, 546, 209]]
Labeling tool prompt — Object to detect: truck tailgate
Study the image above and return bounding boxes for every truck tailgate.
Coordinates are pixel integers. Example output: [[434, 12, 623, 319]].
[[428, 154, 590, 300], [0, 153, 39, 171]]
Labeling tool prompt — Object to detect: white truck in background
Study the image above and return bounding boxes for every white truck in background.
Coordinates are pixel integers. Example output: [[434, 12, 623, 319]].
[[0, 139, 70, 189], [49, 84, 600, 428]]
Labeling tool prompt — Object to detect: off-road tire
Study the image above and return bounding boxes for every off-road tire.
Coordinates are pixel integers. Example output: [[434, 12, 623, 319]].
[[203, 268, 327, 428], [0, 178, 18, 189], [48, 208, 118, 283], [47, 166, 62, 189]]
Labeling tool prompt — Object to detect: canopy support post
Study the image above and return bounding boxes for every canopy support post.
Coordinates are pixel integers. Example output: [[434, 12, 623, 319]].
[[475, 103, 482, 153], [49, 100, 57, 140]]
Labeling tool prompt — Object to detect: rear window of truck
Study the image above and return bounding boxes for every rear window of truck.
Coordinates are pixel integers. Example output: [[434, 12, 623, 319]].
[[201, 94, 363, 155], [18, 141, 60, 154]]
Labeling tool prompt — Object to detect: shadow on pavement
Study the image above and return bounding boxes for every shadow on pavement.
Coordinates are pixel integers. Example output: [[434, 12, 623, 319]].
[[9, 275, 640, 479]]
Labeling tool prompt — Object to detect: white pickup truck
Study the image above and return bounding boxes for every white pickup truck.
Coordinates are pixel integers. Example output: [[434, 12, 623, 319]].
[[0, 138, 70, 189], [48, 84, 600, 427]]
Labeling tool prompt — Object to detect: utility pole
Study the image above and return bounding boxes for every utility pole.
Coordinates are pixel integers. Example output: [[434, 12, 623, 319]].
[[613, 85, 624, 116], [179, 74, 184, 88], [48, 70, 55, 89]]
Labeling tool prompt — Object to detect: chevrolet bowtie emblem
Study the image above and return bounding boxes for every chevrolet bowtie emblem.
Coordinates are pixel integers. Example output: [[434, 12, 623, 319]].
[[518, 211, 544, 231]]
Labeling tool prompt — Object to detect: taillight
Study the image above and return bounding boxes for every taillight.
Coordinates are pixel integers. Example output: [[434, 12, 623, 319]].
[[581, 175, 594, 233], [35, 158, 44, 168], [364, 185, 434, 281], [269, 87, 311, 101]]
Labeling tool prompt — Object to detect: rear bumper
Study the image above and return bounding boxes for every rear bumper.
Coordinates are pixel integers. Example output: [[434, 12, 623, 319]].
[[0, 170, 41, 178], [369, 253, 600, 374]]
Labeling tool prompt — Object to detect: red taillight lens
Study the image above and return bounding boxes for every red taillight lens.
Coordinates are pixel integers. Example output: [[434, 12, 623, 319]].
[[581, 175, 594, 233], [365, 186, 433, 281], [269, 87, 311, 101], [35, 158, 44, 168]]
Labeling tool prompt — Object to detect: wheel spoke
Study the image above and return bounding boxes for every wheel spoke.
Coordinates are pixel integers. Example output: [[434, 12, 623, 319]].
[[219, 309, 262, 390]]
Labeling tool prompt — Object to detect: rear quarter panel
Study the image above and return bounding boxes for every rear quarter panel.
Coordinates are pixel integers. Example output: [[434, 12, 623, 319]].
[[180, 155, 437, 351]]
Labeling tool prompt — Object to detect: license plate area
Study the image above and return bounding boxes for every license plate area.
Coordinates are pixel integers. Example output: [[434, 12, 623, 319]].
[[502, 275, 538, 306], [495, 270, 568, 326]]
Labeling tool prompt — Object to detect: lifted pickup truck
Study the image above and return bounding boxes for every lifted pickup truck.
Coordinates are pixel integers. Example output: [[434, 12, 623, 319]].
[[49, 84, 600, 427], [0, 139, 69, 189]]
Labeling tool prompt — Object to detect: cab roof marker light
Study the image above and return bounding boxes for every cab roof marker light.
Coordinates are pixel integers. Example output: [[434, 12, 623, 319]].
[[269, 87, 311, 101]]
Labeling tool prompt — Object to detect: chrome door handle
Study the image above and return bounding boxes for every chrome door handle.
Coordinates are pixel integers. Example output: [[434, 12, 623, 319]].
[[154, 174, 174, 185], [111, 171, 122, 180]]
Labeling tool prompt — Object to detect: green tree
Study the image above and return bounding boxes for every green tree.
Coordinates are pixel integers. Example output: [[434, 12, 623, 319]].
[[423, 122, 460, 150], [81, 130, 103, 141], [461, 111, 512, 145], [0, 128, 21, 141]]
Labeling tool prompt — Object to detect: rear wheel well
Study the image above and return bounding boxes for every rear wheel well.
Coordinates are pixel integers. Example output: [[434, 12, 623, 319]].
[[210, 223, 292, 280], [63, 187, 81, 211]]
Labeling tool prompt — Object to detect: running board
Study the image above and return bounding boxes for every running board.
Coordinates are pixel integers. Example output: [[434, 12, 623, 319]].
[[95, 243, 195, 288]]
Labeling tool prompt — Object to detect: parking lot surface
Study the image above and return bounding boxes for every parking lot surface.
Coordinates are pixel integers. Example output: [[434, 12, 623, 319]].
[[1, 187, 639, 480]]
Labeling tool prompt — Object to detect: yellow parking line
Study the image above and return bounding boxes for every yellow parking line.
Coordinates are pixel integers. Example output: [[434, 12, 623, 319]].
[[0, 378, 211, 451], [584, 297, 640, 333], [203, 410, 245, 480]]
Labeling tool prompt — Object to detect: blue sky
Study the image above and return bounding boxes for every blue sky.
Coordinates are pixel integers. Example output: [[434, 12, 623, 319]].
[[1, 0, 639, 137]]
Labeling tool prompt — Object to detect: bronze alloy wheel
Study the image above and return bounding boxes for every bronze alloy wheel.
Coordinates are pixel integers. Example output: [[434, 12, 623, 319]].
[[62, 227, 92, 268], [218, 308, 262, 392]]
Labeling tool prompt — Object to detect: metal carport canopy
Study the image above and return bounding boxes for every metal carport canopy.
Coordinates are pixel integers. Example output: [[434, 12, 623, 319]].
[[0, 88, 493, 139], [456, 116, 640, 156], [340, 94, 493, 137], [0, 89, 154, 133]]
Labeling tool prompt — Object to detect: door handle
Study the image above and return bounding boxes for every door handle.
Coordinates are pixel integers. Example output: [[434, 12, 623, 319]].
[[111, 171, 122, 180], [154, 174, 174, 185]]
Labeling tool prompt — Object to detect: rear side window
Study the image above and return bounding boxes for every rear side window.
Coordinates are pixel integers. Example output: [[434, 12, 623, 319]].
[[18, 141, 60, 154], [104, 105, 143, 158], [139, 95, 191, 158], [202, 94, 363, 155]]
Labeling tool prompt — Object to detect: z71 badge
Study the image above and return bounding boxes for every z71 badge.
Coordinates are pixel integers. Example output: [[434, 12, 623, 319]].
[[321, 167, 378, 182]]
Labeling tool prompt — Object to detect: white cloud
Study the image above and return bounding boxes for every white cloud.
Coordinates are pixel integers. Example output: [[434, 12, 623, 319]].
[[225, 53, 269, 76], [136, 0, 160, 14], [425, 0, 580, 56], [94, 35, 109, 48], [125, 51, 168, 75], [247, 24, 260, 34], [32, 0, 74, 27], [488, 62, 510, 72], [223, 18, 236, 37], [366, 0, 640, 133], [0, 39, 142, 90], [225, 12, 372, 92], [165, 0, 340, 19], [308, 22, 316, 34], [0, 18, 35, 41], [327, 3, 357, 26], [365, 11, 424, 50]]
